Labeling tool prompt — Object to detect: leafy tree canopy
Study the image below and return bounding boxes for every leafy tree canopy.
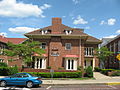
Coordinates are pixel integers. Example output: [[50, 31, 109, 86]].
[[3, 40, 45, 64]]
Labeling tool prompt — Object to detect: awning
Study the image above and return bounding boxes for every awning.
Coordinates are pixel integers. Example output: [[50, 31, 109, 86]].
[[63, 54, 79, 58], [33, 53, 47, 57]]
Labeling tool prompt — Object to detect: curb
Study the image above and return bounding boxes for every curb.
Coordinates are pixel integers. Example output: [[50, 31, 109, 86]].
[[107, 82, 120, 85]]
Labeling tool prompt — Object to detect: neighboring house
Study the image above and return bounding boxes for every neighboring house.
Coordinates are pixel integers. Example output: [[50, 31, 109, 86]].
[[25, 17, 101, 70], [101, 34, 120, 69], [0, 35, 26, 67]]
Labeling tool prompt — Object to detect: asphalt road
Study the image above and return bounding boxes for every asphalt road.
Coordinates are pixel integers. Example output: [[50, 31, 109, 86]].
[[0, 85, 120, 90]]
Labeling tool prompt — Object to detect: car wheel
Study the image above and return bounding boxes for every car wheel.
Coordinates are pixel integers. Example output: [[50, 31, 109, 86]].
[[26, 81, 33, 88], [0, 81, 6, 87]]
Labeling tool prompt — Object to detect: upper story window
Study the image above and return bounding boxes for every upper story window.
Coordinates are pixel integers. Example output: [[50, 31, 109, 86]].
[[42, 30, 48, 35], [0, 59, 4, 62], [64, 30, 73, 35], [65, 43, 71, 50], [40, 43, 46, 49], [85, 47, 94, 56]]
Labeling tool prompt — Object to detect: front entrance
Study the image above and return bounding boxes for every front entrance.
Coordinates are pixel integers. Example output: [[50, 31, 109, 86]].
[[34, 57, 46, 69], [65, 59, 77, 70]]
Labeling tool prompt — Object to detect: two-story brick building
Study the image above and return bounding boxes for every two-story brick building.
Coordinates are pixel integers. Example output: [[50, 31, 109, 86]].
[[25, 18, 101, 70], [0, 35, 26, 67]]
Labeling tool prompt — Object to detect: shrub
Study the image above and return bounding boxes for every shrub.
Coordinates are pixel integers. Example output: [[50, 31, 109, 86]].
[[0, 62, 8, 67], [111, 71, 120, 76], [94, 67, 101, 72], [85, 66, 93, 77], [47, 66, 51, 69], [0, 66, 18, 76], [28, 72, 82, 78], [101, 69, 115, 75]]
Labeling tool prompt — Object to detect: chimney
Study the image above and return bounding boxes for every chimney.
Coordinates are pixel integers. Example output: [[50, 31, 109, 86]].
[[52, 17, 62, 25]]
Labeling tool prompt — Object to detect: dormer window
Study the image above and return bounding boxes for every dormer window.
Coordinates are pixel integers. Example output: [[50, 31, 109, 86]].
[[42, 30, 48, 35], [64, 30, 73, 35]]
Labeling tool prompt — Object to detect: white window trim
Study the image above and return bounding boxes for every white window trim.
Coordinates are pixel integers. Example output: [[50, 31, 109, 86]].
[[65, 43, 72, 50], [40, 42, 47, 49], [66, 59, 77, 70], [34, 58, 46, 69], [85, 47, 94, 56]]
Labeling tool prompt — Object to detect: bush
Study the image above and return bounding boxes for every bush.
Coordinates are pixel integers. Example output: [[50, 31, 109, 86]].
[[47, 66, 51, 69], [28, 72, 82, 78], [111, 71, 120, 76], [0, 66, 18, 76], [101, 69, 115, 75], [94, 67, 101, 72], [0, 62, 8, 67], [85, 66, 93, 77]]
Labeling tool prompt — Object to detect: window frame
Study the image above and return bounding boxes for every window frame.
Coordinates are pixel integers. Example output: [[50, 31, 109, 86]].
[[65, 43, 72, 50], [40, 42, 47, 49]]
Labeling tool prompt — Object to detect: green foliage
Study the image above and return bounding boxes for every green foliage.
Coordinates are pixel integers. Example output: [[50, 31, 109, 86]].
[[101, 69, 115, 75], [28, 72, 82, 78], [95, 47, 113, 61], [47, 66, 51, 69], [111, 71, 120, 76], [85, 66, 93, 77], [77, 66, 82, 71], [0, 62, 8, 67], [94, 67, 102, 72], [3, 41, 45, 64], [0, 66, 18, 76]]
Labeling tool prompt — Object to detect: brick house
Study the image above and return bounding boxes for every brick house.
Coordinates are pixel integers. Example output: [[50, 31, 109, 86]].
[[25, 18, 101, 70], [0, 35, 26, 67], [101, 34, 120, 69]]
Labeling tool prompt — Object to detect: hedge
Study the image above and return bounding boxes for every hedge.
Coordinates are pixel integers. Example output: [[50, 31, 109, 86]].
[[94, 67, 102, 72], [28, 72, 82, 78], [0, 66, 18, 76], [84, 66, 93, 77], [101, 69, 115, 75]]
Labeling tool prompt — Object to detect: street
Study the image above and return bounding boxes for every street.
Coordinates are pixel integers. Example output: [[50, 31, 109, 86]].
[[1, 85, 120, 90]]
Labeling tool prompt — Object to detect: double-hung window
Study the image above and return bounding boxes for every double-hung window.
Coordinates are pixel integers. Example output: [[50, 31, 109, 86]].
[[65, 43, 71, 50]]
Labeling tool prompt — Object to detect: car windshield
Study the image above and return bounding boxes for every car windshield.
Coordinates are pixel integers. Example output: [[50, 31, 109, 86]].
[[29, 73, 36, 77]]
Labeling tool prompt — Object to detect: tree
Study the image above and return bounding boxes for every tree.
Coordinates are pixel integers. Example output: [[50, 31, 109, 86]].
[[95, 47, 113, 69], [3, 40, 45, 66]]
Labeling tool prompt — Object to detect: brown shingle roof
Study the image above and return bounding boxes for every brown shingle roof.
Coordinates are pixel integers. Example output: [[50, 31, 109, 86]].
[[0, 35, 27, 44]]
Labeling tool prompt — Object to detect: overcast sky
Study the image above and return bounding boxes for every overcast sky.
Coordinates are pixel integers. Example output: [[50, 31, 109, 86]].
[[0, 0, 120, 39]]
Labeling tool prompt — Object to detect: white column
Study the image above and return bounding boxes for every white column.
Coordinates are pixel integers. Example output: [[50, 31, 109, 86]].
[[66, 60, 68, 70], [73, 60, 77, 70], [70, 60, 72, 70], [38, 59, 40, 69], [93, 58, 95, 70], [42, 59, 44, 69], [34, 58, 37, 69], [44, 59, 46, 69]]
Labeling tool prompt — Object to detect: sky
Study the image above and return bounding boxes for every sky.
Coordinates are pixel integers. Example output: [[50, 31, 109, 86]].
[[0, 0, 120, 39]]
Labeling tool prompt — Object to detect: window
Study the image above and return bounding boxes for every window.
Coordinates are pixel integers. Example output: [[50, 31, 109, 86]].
[[65, 43, 71, 50], [65, 30, 72, 35], [41, 30, 48, 35], [0, 59, 4, 62], [40, 43, 46, 49], [66, 59, 76, 70], [34, 58, 46, 69], [85, 47, 94, 56]]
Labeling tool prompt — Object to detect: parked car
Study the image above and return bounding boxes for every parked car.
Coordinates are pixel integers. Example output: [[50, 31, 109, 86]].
[[0, 73, 42, 88]]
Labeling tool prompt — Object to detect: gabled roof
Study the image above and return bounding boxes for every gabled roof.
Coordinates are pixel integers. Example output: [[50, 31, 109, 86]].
[[0, 35, 27, 44]]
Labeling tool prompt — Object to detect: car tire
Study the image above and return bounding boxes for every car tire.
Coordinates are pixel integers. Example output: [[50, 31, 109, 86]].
[[26, 81, 33, 88], [0, 81, 6, 87]]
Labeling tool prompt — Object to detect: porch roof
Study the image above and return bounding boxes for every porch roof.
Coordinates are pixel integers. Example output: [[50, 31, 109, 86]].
[[63, 54, 79, 58]]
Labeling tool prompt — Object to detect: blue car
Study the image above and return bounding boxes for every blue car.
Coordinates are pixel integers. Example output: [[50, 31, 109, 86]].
[[0, 73, 42, 88]]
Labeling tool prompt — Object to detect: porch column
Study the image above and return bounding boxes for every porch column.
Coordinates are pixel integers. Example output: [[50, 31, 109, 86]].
[[38, 59, 40, 69], [74, 60, 77, 70], [66, 60, 68, 70], [34, 58, 37, 69], [44, 59, 46, 69], [93, 58, 95, 70], [42, 59, 44, 69]]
